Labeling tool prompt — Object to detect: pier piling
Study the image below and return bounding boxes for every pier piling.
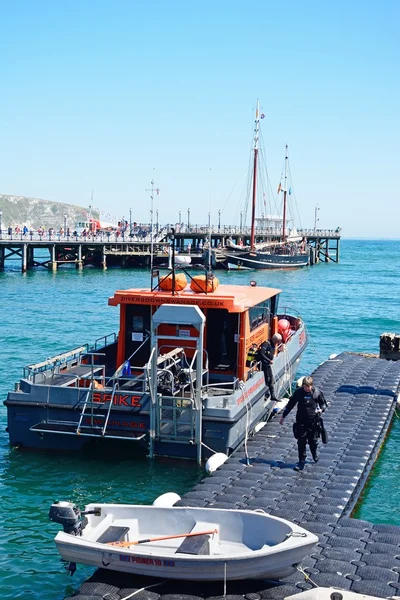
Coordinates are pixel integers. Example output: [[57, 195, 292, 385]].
[[380, 332, 400, 360]]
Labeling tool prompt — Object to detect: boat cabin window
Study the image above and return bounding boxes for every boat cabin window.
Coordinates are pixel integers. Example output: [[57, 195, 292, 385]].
[[132, 315, 144, 335], [272, 294, 279, 315], [249, 300, 271, 331], [206, 309, 239, 371], [124, 305, 151, 364]]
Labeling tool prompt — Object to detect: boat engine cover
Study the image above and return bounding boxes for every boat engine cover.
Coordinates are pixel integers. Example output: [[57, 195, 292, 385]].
[[49, 501, 82, 534]]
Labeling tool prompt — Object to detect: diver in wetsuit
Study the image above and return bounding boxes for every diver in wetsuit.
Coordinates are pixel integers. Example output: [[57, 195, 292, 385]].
[[258, 333, 282, 403], [279, 375, 327, 471]]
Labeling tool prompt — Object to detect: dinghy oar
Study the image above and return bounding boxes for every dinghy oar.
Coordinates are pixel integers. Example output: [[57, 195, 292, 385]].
[[109, 528, 218, 547]]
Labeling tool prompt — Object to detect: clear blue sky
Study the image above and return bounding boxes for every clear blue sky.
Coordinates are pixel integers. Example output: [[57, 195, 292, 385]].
[[0, 0, 398, 237]]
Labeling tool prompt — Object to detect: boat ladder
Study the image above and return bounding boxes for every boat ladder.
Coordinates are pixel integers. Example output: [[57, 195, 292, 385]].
[[71, 378, 147, 441], [30, 362, 148, 442], [148, 304, 206, 463]]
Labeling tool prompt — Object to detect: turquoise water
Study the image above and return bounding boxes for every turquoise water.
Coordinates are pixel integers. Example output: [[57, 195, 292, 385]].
[[1, 239, 399, 599]]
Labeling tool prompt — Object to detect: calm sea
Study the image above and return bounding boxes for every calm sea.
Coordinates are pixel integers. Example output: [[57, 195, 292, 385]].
[[1, 239, 399, 599]]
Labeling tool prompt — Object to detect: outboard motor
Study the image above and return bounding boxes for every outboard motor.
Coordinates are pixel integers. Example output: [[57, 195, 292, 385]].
[[49, 501, 85, 536]]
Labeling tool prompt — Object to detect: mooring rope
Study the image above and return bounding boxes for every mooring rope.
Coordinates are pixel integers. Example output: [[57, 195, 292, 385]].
[[119, 579, 167, 600], [296, 564, 319, 588]]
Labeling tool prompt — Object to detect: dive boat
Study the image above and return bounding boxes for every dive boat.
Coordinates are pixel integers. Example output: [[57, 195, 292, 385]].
[[4, 254, 307, 461], [220, 102, 309, 270], [49, 501, 318, 581]]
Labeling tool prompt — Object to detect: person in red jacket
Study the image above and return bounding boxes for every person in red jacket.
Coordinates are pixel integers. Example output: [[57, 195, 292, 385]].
[[279, 376, 327, 471]]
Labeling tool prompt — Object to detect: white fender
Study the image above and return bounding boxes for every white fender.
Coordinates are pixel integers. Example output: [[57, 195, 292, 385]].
[[205, 452, 228, 474], [254, 422, 267, 433], [175, 255, 191, 265], [329, 353, 338, 360], [296, 376, 305, 387], [152, 492, 181, 507], [274, 397, 289, 414]]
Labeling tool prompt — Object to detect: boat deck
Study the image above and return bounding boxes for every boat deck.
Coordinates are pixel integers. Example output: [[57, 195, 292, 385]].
[[63, 352, 400, 599]]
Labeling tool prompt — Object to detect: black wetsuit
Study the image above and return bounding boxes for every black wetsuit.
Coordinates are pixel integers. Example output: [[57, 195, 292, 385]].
[[282, 386, 327, 463], [258, 341, 277, 402]]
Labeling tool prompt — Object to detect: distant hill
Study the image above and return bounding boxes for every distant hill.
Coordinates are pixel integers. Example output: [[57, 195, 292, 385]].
[[0, 195, 99, 231]]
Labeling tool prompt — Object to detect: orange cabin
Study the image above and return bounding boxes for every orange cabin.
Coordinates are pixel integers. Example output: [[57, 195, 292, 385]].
[[108, 282, 282, 383]]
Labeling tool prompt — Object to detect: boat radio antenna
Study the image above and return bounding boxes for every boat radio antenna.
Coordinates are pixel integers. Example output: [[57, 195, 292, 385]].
[[250, 100, 260, 250], [208, 167, 212, 275], [145, 169, 157, 285], [208, 210, 212, 274]]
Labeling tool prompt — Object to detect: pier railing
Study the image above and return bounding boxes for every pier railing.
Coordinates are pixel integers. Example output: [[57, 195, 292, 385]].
[[0, 230, 168, 244], [0, 225, 341, 243]]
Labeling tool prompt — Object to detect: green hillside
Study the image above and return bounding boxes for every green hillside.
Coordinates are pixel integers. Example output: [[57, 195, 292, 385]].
[[0, 195, 99, 231]]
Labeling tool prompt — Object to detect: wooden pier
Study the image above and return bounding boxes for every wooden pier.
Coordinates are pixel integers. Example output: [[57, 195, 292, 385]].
[[0, 227, 340, 272]]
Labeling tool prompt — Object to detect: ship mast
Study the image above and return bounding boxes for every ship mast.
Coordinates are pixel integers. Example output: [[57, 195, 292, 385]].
[[282, 145, 288, 241], [250, 100, 260, 249]]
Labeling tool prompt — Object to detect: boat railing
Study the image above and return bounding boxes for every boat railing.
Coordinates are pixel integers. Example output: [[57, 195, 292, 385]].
[[185, 349, 210, 401], [157, 345, 186, 369], [92, 332, 117, 351], [203, 378, 241, 395], [105, 367, 149, 392], [278, 308, 304, 329], [24, 345, 89, 382], [274, 309, 305, 351], [279, 306, 302, 317], [185, 351, 197, 406], [148, 347, 157, 459], [246, 361, 264, 381], [109, 345, 185, 394], [23, 334, 118, 383]]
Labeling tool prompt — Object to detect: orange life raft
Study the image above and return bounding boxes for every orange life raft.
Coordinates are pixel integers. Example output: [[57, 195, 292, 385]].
[[190, 274, 219, 293], [158, 273, 187, 291]]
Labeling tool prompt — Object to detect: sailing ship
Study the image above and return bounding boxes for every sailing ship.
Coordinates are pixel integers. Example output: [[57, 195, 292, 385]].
[[4, 240, 308, 463], [220, 102, 310, 270]]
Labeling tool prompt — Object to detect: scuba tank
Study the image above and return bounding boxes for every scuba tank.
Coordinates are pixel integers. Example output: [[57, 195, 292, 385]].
[[246, 344, 259, 367]]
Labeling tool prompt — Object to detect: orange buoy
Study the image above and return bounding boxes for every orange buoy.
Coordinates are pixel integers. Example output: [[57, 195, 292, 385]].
[[190, 274, 219, 293], [159, 273, 187, 291]]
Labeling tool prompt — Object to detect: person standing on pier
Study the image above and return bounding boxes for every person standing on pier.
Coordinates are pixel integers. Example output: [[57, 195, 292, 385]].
[[279, 376, 327, 471]]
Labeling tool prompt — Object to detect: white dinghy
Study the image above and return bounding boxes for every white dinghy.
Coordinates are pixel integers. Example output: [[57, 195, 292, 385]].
[[49, 502, 318, 581]]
